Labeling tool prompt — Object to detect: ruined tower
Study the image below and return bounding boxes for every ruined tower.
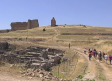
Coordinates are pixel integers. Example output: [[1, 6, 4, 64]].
[[51, 17, 56, 27]]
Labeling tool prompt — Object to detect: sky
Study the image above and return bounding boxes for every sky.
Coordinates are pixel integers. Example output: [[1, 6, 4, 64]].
[[0, 0, 112, 30]]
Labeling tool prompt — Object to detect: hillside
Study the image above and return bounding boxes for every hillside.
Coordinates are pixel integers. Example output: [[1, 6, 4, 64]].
[[0, 25, 112, 81], [1, 25, 112, 52]]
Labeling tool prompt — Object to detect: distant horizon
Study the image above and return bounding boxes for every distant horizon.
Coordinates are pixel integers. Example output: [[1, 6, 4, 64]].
[[1, 24, 112, 30]]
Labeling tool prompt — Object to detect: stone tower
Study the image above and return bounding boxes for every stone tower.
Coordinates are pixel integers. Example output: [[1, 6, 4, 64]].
[[51, 17, 56, 27]]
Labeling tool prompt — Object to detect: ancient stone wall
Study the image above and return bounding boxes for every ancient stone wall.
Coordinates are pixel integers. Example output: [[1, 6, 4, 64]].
[[0, 29, 10, 33], [11, 22, 28, 31], [11, 19, 39, 31], [51, 17, 56, 27], [0, 42, 9, 50], [28, 19, 39, 29]]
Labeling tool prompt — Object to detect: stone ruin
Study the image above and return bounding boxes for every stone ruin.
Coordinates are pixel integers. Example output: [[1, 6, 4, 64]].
[[51, 17, 56, 27], [0, 42, 72, 81], [0, 46, 65, 70], [11, 19, 39, 31], [0, 42, 9, 50], [0, 29, 10, 33], [10, 17, 57, 31]]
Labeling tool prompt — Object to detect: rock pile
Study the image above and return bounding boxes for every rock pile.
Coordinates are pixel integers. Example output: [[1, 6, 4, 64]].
[[21, 68, 72, 81]]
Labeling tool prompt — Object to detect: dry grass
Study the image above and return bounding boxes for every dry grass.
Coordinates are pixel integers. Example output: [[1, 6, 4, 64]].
[[56, 26, 112, 33], [51, 49, 87, 80], [0, 27, 55, 38], [1, 25, 112, 80]]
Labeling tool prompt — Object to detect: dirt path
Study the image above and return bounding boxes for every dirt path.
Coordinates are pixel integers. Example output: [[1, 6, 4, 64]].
[[74, 47, 112, 81], [68, 49, 88, 80], [74, 48, 99, 81], [45, 28, 60, 43], [96, 59, 112, 81]]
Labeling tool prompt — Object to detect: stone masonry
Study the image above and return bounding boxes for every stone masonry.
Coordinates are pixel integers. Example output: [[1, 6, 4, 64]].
[[0, 46, 65, 70], [0, 42, 9, 50], [10, 17, 57, 31], [11, 19, 39, 31], [51, 17, 56, 27]]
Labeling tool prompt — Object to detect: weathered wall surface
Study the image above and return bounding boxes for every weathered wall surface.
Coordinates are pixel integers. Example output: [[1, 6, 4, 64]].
[[11, 22, 28, 31], [0, 29, 10, 33], [51, 17, 56, 27], [30, 20, 39, 28], [28, 19, 39, 29], [11, 19, 39, 31]]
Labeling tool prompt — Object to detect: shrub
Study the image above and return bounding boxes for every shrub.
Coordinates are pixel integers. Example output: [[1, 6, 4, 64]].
[[86, 79, 95, 81], [43, 28, 46, 31], [83, 25, 86, 27], [77, 75, 83, 79]]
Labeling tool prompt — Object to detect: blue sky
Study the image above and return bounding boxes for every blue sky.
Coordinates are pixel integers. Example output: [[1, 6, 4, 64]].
[[0, 0, 112, 29]]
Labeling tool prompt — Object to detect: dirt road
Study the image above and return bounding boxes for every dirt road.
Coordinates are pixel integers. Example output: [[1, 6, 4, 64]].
[[74, 47, 112, 81]]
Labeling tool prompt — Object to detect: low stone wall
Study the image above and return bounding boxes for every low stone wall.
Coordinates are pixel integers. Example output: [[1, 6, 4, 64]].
[[0, 29, 10, 33], [0, 42, 9, 50], [61, 33, 112, 35]]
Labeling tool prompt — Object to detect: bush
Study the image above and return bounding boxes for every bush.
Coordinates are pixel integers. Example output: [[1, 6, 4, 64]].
[[43, 28, 46, 31], [83, 25, 86, 27], [86, 79, 95, 81], [77, 75, 83, 79]]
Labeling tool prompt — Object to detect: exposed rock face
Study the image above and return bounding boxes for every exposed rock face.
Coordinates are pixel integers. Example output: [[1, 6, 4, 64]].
[[0, 42, 9, 50]]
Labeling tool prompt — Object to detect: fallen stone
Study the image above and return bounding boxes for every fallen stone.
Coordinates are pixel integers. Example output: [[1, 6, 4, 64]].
[[39, 74, 44, 77]]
